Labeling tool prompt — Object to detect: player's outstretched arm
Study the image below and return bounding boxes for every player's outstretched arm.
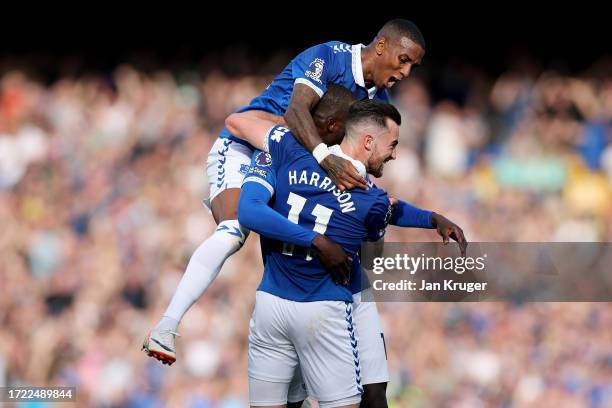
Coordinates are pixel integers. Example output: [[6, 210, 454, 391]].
[[285, 84, 367, 191], [389, 198, 468, 257], [389, 199, 434, 229], [225, 111, 286, 150]]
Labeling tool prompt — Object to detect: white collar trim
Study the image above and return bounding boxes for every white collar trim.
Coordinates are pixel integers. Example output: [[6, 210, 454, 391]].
[[352, 44, 378, 99], [329, 144, 368, 180], [351, 44, 366, 88]]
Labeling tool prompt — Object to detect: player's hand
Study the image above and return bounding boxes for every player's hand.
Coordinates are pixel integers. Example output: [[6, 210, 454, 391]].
[[319, 155, 368, 191], [431, 213, 468, 257], [311, 235, 352, 285]]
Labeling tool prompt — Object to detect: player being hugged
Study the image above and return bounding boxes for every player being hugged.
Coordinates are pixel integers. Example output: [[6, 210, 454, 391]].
[[143, 20, 427, 365]]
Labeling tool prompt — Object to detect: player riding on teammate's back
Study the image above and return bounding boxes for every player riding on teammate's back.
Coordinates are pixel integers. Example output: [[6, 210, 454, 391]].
[[144, 20, 426, 365]]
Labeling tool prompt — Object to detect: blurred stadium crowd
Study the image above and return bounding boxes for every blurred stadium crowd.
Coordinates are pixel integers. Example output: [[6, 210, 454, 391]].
[[0, 52, 611, 407]]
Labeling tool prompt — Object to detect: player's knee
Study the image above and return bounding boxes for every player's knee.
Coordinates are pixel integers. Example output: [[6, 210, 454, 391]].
[[360, 383, 388, 408], [215, 219, 250, 248]]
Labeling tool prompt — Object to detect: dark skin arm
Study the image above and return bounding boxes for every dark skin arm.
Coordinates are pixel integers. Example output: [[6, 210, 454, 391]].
[[311, 235, 352, 286], [431, 213, 468, 257], [284, 84, 368, 191]]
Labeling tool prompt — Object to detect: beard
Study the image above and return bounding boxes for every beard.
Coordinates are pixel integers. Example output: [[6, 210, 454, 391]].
[[368, 161, 385, 178]]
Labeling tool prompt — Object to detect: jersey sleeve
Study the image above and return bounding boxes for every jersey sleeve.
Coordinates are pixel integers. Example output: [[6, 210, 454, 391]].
[[390, 200, 434, 229], [263, 124, 301, 160], [239, 148, 318, 249], [239, 180, 318, 249], [364, 190, 393, 241], [291, 44, 335, 98], [242, 149, 277, 196]]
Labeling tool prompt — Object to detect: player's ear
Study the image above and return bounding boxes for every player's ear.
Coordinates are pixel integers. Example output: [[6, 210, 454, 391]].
[[327, 117, 336, 133], [364, 134, 374, 151], [376, 37, 386, 56]]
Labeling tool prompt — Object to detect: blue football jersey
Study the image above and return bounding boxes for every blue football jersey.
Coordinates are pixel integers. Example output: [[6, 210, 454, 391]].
[[243, 125, 392, 302], [220, 41, 389, 148]]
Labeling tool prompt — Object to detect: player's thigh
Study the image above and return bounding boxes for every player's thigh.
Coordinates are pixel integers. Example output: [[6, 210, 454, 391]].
[[210, 188, 241, 223], [249, 291, 300, 406], [353, 291, 389, 386], [289, 300, 362, 407], [205, 137, 253, 223]]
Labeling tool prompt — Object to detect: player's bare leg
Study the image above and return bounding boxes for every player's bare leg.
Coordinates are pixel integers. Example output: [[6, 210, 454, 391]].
[[360, 383, 388, 408], [143, 188, 248, 365], [286, 384, 388, 408], [210, 187, 241, 224], [253, 404, 358, 408], [285, 383, 388, 408], [250, 405, 285, 408]]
